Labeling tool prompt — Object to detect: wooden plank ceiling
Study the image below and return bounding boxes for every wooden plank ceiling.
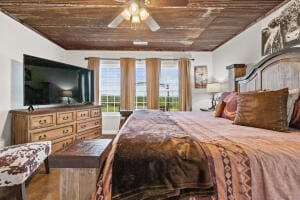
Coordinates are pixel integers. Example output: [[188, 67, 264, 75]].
[[0, 0, 286, 51]]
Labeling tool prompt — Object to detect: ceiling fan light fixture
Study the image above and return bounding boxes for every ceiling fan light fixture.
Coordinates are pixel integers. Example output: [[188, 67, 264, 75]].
[[139, 8, 149, 21], [131, 15, 141, 24], [129, 2, 139, 15], [121, 8, 131, 21]]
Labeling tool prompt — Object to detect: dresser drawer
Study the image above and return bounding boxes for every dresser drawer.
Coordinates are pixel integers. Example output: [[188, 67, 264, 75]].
[[77, 119, 101, 132], [76, 110, 90, 121], [57, 111, 75, 125], [31, 125, 75, 142], [29, 114, 56, 130], [52, 135, 76, 153], [77, 129, 101, 141], [91, 108, 101, 118]]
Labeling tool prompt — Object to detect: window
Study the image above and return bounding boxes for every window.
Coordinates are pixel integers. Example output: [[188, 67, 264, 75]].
[[136, 61, 147, 109], [159, 61, 179, 111], [100, 62, 121, 112]]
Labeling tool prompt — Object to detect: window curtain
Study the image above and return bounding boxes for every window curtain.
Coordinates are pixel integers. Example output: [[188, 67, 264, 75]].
[[146, 58, 161, 109], [87, 57, 100, 105], [178, 58, 192, 111], [120, 58, 136, 110]]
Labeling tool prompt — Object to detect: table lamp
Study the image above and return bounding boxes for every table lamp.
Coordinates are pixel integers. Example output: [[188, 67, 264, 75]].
[[206, 83, 221, 110], [62, 90, 73, 104]]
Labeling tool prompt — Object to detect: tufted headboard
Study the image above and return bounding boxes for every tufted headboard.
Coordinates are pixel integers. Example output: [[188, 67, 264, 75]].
[[236, 48, 300, 92]]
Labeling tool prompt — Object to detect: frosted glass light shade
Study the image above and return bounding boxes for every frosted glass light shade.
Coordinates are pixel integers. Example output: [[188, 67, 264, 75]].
[[140, 8, 149, 21], [132, 15, 141, 24], [122, 8, 131, 21], [206, 83, 221, 93]]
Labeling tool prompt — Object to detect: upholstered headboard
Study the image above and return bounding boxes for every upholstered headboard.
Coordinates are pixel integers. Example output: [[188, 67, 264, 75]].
[[236, 48, 300, 92]]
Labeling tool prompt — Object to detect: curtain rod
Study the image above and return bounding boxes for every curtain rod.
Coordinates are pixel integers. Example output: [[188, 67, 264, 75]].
[[84, 58, 195, 61]]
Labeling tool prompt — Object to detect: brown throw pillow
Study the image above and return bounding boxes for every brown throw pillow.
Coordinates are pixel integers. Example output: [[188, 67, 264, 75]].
[[215, 101, 226, 117], [221, 92, 238, 121], [290, 96, 300, 129], [234, 88, 289, 132]]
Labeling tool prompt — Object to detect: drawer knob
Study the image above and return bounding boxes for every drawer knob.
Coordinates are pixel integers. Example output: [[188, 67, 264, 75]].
[[63, 116, 69, 120], [63, 129, 69, 134], [39, 119, 47, 124], [81, 125, 87, 129], [38, 134, 47, 140], [80, 113, 86, 117]]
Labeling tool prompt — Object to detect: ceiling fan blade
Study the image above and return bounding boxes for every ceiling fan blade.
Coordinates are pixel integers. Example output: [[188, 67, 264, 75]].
[[145, 16, 160, 32], [108, 13, 126, 28]]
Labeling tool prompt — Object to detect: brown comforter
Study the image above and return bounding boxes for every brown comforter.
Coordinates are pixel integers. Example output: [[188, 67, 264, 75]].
[[95, 110, 300, 200]]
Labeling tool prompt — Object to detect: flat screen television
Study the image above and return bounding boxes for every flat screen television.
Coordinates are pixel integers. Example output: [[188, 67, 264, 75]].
[[24, 55, 94, 106]]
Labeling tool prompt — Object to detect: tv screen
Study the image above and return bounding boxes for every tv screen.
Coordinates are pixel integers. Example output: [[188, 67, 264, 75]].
[[24, 55, 94, 106]]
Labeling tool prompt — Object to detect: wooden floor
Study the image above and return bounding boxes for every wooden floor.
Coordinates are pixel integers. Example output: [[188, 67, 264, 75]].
[[0, 135, 116, 200], [0, 168, 60, 200]]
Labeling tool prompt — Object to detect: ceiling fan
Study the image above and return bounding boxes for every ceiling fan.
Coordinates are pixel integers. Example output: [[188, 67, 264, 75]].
[[108, 0, 160, 31]]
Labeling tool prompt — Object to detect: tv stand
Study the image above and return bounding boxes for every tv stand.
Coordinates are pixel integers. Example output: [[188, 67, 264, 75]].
[[27, 105, 34, 111]]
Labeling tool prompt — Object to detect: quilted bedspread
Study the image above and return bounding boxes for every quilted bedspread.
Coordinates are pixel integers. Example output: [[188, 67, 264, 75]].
[[0, 141, 51, 186], [95, 110, 300, 200]]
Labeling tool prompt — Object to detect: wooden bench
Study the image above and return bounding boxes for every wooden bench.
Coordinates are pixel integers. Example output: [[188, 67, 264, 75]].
[[49, 139, 112, 200], [0, 141, 51, 200]]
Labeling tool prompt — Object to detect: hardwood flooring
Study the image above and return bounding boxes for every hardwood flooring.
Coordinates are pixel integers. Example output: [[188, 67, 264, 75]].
[[0, 136, 115, 200], [0, 168, 60, 200]]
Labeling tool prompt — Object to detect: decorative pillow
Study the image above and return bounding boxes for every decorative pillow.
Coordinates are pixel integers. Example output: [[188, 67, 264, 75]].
[[287, 89, 300, 125], [234, 88, 289, 132], [214, 92, 231, 115], [290, 95, 300, 129], [215, 101, 226, 117], [221, 92, 238, 121]]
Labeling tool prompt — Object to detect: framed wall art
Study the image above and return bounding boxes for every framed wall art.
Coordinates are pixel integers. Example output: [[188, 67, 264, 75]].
[[194, 66, 208, 88]]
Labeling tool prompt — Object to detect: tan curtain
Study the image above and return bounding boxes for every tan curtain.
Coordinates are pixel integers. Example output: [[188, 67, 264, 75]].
[[87, 57, 100, 105], [179, 58, 192, 111], [146, 58, 161, 109], [120, 58, 136, 110]]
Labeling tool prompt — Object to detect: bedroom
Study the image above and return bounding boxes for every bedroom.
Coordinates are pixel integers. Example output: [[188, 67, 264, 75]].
[[0, 0, 300, 200]]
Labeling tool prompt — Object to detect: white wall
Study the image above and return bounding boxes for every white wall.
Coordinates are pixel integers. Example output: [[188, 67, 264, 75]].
[[212, 0, 299, 81], [0, 12, 66, 146], [65, 50, 214, 111]]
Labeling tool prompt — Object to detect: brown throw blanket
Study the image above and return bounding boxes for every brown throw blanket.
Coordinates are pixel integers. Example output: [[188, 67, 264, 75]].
[[97, 110, 214, 200]]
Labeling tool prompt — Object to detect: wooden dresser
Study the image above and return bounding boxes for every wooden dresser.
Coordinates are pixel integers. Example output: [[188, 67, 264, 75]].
[[226, 64, 247, 92], [10, 105, 102, 153]]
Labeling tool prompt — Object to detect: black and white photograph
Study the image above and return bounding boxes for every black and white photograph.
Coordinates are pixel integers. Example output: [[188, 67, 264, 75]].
[[262, 0, 300, 56]]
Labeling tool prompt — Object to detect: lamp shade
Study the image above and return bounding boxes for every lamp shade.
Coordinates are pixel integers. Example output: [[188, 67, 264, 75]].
[[62, 90, 73, 97], [206, 83, 221, 93]]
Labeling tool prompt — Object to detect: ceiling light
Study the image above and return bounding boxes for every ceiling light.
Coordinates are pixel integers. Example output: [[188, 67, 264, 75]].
[[133, 41, 148, 46], [129, 2, 139, 15], [131, 15, 141, 24], [139, 8, 149, 21], [121, 8, 131, 21]]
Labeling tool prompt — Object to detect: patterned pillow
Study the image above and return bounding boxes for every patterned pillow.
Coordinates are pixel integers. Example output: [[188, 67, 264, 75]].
[[234, 88, 289, 132], [221, 92, 238, 121], [287, 89, 300, 125], [290, 95, 300, 129], [215, 100, 226, 117], [214, 92, 231, 115]]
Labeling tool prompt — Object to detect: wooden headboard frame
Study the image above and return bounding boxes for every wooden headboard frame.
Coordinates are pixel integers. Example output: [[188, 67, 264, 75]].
[[236, 47, 300, 92]]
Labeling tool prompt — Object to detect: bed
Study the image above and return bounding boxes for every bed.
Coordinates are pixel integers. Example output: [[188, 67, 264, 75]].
[[94, 48, 300, 200]]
